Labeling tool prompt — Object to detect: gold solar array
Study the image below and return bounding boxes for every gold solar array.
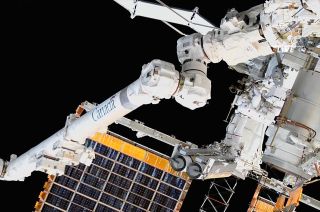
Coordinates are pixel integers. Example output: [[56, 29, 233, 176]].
[[35, 132, 191, 211]]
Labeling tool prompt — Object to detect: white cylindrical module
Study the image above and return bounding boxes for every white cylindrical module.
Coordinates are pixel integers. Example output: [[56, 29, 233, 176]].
[[263, 70, 320, 180], [285, 70, 320, 142]]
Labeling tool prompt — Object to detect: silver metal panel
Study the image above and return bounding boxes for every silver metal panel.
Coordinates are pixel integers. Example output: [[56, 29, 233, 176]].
[[262, 155, 311, 179], [286, 70, 320, 140]]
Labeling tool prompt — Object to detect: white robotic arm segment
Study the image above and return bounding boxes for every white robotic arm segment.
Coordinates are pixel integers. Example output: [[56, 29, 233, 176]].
[[188, 0, 319, 67], [141, 60, 180, 99], [193, 4, 273, 66], [127, 59, 180, 105], [175, 33, 211, 110], [176, 33, 210, 64], [174, 65, 211, 110], [0, 59, 182, 181], [204, 30, 273, 66], [201, 9, 274, 66]]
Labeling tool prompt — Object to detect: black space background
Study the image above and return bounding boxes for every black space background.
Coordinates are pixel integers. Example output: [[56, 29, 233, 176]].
[[5, 1, 318, 211]]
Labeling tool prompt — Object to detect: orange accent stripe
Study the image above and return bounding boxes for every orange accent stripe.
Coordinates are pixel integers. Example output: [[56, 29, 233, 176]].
[[92, 132, 189, 180]]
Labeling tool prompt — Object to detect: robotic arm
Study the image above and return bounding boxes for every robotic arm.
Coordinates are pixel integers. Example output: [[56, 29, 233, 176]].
[[0, 58, 211, 181], [178, 0, 320, 66]]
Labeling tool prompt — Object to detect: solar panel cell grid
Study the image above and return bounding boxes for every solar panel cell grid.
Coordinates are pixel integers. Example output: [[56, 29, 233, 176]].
[[104, 183, 128, 199], [123, 203, 146, 212], [50, 184, 73, 200], [86, 165, 109, 179], [131, 183, 154, 199], [158, 183, 182, 200], [162, 172, 186, 189], [42, 204, 63, 212], [73, 194, 96, 210], [117, 153, 141, 170], [96, 203, 118, 212], [154, 193, 177, 210], [150, 203, 173, 212], [108, 173, 132, 190], [135, 173, 159, 189], [112, 163, 136, 180], [68, 203, 90, 212], [38, 136, 191, 212], [78, 183, 100, 199], [93, 155, 114, 170], [45, 194, 69, 210], [83, 173, 105, 189], [95, 143, 118, 160], [127, 193, 150, 209], [139, 163, 163, 179], [100, 193, 123, 210], [55, 176, 78, 190], [64, 166, 82, 180]]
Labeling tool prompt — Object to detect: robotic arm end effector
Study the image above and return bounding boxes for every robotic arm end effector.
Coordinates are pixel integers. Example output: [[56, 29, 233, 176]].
[[175, 33, 212, 110], [136, 58, 211, 110]]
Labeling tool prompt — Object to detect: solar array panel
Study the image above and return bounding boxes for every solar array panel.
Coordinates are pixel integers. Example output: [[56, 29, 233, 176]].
[[35, 133, 191, 211]]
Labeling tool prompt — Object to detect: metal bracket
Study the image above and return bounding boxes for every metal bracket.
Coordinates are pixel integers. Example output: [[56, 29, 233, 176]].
[[130, 0, 138, 19], [190, 7, 199, 22]]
